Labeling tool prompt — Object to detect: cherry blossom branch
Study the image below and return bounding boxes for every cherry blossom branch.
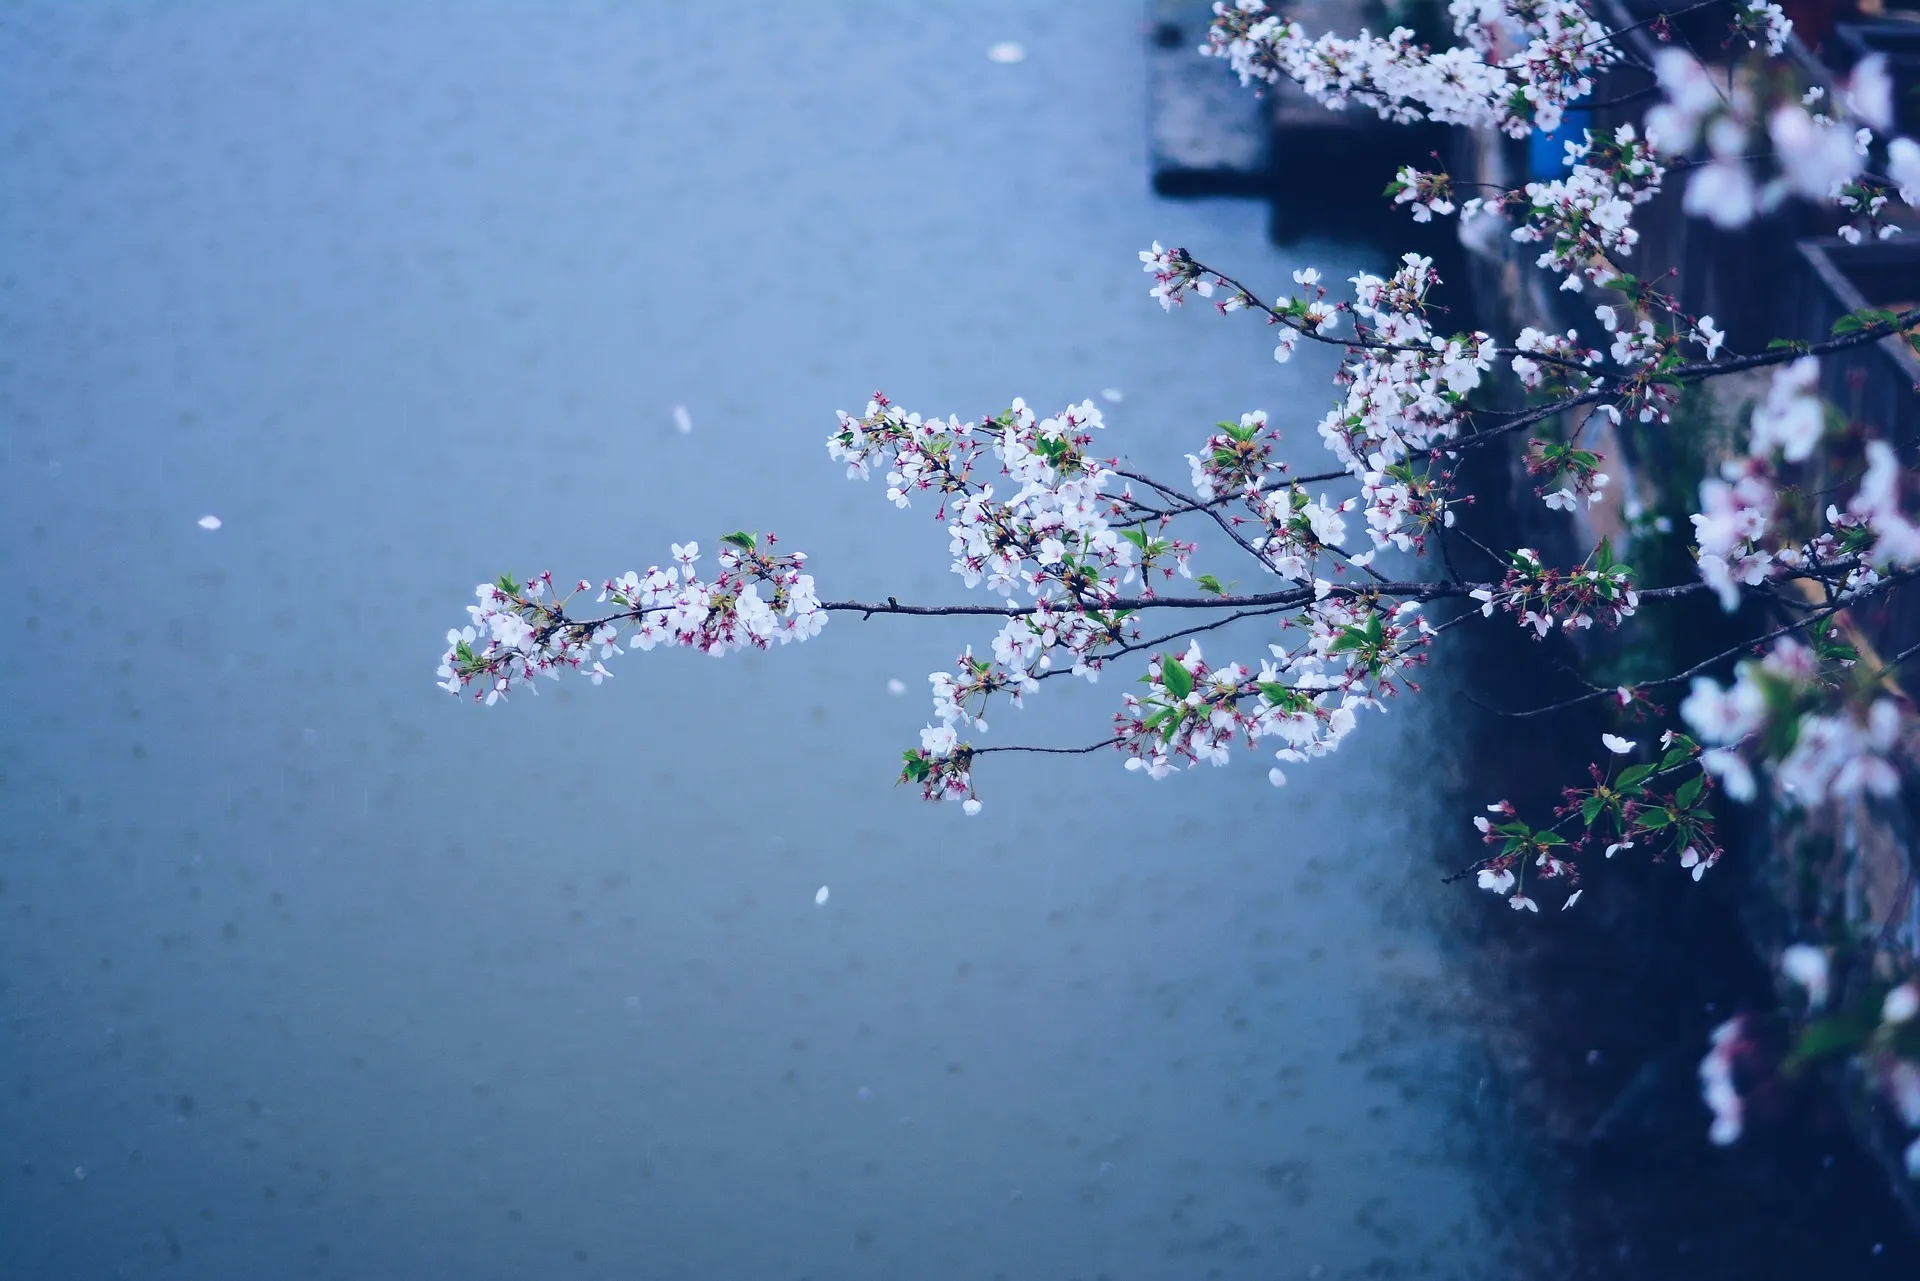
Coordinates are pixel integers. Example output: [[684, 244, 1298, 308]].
[[822, 582, 1467, 616], [972, 738, 1122, 757], [1112, 464, 1269, 564], [1097, 305, 1917, 520], [1588, 0, 1731, 50], [1475, 568, 1916, 718], [1872, 637, 1920, 684], [1180, 253, 1591, 371], [1407, 305, 1920, 465], [445, 0, 1920, 1022], [1492, 0, 1735, 74], [1028, 602, 1303, 681]]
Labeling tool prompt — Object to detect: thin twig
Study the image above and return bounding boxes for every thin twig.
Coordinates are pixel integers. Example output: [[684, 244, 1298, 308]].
[[1475, 569, 1916, 718]]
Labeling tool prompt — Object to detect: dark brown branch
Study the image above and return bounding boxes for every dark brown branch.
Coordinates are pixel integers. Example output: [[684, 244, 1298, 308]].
[[972, 738, 1122, 757], [1475, 567, 1918, 717]]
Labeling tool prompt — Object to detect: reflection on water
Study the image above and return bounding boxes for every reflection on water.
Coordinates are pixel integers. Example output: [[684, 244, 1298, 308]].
[[2, 5, 1511, 1278]]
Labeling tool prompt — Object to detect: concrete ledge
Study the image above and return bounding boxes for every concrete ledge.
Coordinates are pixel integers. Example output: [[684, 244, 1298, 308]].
[[1147, 0, 1271, 195], [1147, 0, 1423, 204]]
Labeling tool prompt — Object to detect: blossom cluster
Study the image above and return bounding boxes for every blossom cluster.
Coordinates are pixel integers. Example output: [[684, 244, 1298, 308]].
[[1473, 798, 1575, 913], [436, 536, 825, 705], [1114, 599, 1432, 786], [1509, 325, 1600, 392], [1688, 357, 1920, 613], [1204, 0, 1618, 137], [1468, 544, 1639, 637], [1699, 1015, 1756, 1147], [828, 392, 1162, 607], [1503, 124, 1665, 291], [1473, 730, 1719, 909], [1139, 249, 1482, 559], [832, 392, 1206, 804], [1526, 433, 1610, 511], [1681, 635, 1910, 807], [1230, 0, 1917, 247], [1317, 254, 1486, 472], [1138, 241, 1215, 313], [1648, 44, 1913, 237], [1186, 409, 1281, 501], [1384, 166, 1455, 224], [1703, 948, 1920, 1167]]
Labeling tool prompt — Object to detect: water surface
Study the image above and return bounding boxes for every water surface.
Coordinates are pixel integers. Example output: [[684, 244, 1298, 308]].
[[2, 5, 1507, 1277]]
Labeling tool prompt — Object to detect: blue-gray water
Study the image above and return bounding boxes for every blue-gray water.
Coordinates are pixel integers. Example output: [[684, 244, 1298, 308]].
[[1, 5, 1506, 1278]]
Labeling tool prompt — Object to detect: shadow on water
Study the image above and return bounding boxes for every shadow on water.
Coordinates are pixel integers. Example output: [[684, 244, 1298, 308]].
[[1440, 600, 1920, 1279], [2, 4, 1916, 1277], [1267, 179, 1920, 1274]]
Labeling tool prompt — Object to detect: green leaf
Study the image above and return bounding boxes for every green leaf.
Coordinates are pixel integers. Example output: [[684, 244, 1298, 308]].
[[1832, 307, 1899, 336], [496, 573, 520, 594], [1603, 273, 1640, 294], [1636, 809, 1673, 830], [1259, 681, 1300, 709], [1786, 1015, 1871, 1069], [1035, 435, 1071, 465], [1119, 527, 1149, 550], [1161, 655, 1194, 700], [900, 750, 931, 783], [1675, 774, 1705, 809], [1886, 1018, 1920, 1060], [720, 531, 757, 552], [1580, 794, 1606, 825], [1617, 763, 1655, 791], [1196, 574, 1227, 596]]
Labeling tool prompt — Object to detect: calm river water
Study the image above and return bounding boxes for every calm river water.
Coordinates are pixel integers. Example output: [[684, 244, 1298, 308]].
[[5, 4, 1562, 1278]]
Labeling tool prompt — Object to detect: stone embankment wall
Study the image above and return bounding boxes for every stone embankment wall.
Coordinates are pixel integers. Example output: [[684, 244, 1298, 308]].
[[1444, 0, 1920, 1226], [1144, 0, 1920, 1230]]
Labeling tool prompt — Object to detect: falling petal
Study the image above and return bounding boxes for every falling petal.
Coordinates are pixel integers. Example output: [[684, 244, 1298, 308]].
[[672, 404, 693, 434], [814, 885, 829, 906], [886, 678, 907, 695], [987, 41, 1026, 63], [1100, 388, 1124, 403], [197, 515, 222, 530]]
